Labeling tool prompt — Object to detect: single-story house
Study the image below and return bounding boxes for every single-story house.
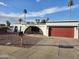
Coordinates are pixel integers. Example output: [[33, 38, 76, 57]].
[[10, 21, 79, 39]]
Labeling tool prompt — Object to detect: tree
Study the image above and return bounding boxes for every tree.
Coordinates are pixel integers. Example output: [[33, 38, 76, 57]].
[[19, 18, 22, 24], [68, 0, 74, 7], [6, 20, 11, 27], [41, 19, 46, 23], [6, 20, 11, 32], [41, 18, 49, 23], [68, 0, 74, 19], [46, 18, 49, 22], [18, 18, 23, 32], [35, 19, 40, 23], [23, 9, 27, 20], [23, 9, 27, 14]]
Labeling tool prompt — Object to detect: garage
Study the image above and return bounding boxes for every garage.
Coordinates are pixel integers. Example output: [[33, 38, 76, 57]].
[[49, 26, 74, 38]]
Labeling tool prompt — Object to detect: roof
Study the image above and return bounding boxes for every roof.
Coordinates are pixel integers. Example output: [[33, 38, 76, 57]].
[[47, 21, 79, 26], [48, 21, 79, 23]]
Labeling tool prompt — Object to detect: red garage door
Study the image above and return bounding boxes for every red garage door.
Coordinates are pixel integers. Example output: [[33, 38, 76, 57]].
[[49, 26, 74, 38]]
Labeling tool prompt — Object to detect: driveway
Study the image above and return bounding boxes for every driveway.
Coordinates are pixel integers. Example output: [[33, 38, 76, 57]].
[[0, 34, 79, 59]]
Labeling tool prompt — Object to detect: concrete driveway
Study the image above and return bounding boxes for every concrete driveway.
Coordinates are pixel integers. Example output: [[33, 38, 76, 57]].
[[0, 35, 79, 59]]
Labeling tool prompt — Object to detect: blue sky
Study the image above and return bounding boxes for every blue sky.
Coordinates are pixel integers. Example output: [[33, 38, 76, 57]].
[[0, 0, 79, 23]]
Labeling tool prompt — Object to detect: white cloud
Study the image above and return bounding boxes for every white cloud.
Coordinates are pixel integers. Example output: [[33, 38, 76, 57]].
[[0, 12, 21, 17], [0, 2, 7, 6], [0, 4, 79, 18], [36, 0, 41, 2], [26, 4, 79, 17]]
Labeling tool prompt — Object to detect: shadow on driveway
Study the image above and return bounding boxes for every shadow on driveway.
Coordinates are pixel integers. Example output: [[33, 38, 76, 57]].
[[0, 33, 43, 48]]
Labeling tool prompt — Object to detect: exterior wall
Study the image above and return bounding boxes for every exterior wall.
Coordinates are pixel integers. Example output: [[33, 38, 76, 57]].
[[47, 22, 79, 39], [10, 21, 79, 39], [46, 22, 79, 26], [40, 25, 48, 36], [74, 27, 78, 39], [10, 24, 26, 32], [10, 24, 48, 36], [45, 26, 49, 36], [24, 24, 48, 36]]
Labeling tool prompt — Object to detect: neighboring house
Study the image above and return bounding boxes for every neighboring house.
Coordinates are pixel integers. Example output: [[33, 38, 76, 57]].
[[10, 21, 79, 39], [0, 24, 6, 27], [0, 24, 7, 32]]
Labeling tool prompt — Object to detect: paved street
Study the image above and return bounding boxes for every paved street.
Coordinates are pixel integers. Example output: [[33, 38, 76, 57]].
[[0, 34, 79, 59]]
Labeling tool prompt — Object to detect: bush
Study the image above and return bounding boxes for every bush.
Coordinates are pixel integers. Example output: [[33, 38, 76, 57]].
[[0, 27, 10, 32]]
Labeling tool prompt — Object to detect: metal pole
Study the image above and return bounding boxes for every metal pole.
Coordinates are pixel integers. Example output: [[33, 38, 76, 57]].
[[20, 37, 23, 47], [58, 40, 60, 56]]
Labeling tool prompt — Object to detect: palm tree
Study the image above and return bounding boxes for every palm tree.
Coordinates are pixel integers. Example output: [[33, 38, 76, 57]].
[[6, 20, 11, 27], [6, 20, 11, 31], [46, 18, 49, 22], [41, 19, 46, 23], [35, 19, 40, 23], [23, 9, 27, 20], [19, 18, 22, 24], [68, 0, 74, 7], [41, 18, 49, 23], [68, 0, 74, 19], [18, 18, 23, 32]]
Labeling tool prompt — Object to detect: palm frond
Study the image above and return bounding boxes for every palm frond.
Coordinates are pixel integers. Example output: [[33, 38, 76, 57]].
[[68, 0, 74, 7]]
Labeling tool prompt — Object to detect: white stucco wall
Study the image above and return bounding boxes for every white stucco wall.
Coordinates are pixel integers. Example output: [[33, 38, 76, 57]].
[[23, 24, 48, 36], [10, 24, 26, 32], [46, 22, 79, 26], [10, 24, 48, 36], [11, 21, 79, 39], [47, 22, 79, 39], [74, 27, 78, 39]]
